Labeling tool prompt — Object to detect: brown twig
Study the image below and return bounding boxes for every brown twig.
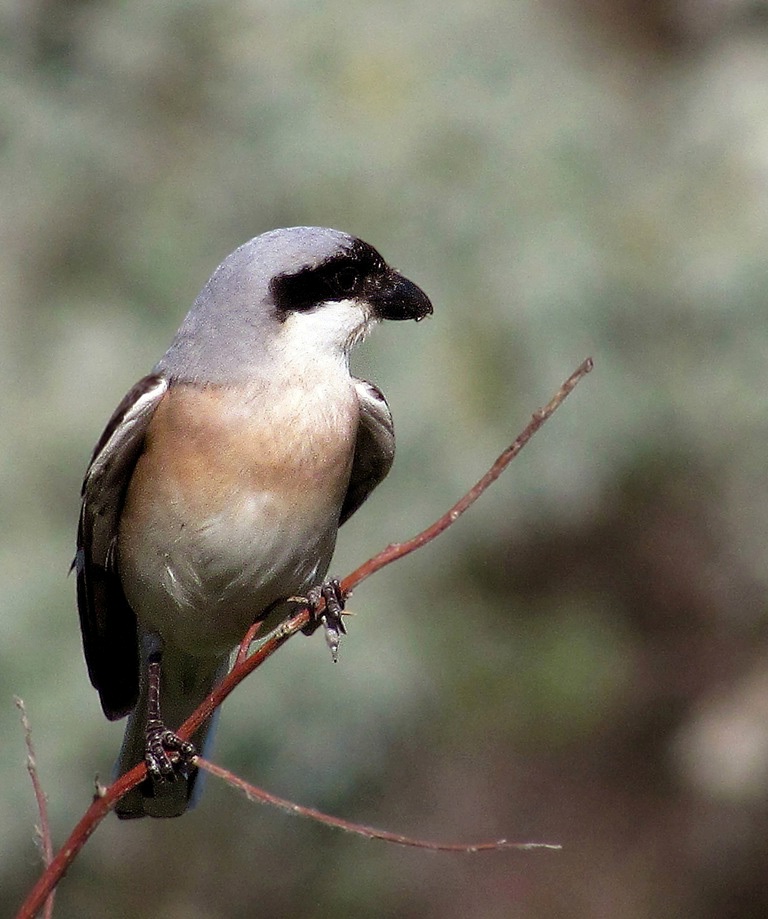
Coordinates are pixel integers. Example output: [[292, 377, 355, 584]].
[[14, 698, 55, 919], [340, 356, 594, 593], [15, 357, 592, 919], [178, 356, 594, 742], [197, 757, 561, 852], [16, 761, 151, 919], [235, 620, 264, 667]]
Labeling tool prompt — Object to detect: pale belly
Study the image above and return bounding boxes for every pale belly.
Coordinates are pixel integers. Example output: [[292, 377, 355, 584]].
[[116, 381, 357, 657]]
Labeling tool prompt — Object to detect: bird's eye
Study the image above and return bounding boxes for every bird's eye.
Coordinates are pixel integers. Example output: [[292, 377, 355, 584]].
[[330, 266, 359, 296]]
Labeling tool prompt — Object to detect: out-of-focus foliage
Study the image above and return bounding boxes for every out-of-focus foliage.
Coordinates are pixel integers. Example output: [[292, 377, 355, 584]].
[[3, 0, 768, 916]]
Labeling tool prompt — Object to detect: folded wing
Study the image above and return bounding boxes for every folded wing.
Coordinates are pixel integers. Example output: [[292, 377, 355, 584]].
[[75, 375, 168, 719], [341, 380, 395, 526]]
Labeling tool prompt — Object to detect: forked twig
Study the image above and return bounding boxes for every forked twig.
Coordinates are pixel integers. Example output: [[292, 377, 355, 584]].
[[15, 357, 592, 919]]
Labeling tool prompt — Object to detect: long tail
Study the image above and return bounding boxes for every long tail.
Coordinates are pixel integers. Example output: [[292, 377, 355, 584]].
[[114, 643, 229, 819]]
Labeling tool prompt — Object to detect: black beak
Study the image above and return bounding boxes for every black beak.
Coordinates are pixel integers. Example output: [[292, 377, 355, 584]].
[[372, 271, 433, 322]]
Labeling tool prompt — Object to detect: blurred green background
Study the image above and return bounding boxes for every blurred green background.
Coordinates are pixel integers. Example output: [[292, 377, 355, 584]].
[[4, 1, 768, 916]]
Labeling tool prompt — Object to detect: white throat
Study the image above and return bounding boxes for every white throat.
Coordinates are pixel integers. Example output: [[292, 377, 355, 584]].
[[276, 299, 377, 372]]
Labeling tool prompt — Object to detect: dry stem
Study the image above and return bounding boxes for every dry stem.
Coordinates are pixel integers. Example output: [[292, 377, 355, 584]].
[[15, 356, 592, 919]]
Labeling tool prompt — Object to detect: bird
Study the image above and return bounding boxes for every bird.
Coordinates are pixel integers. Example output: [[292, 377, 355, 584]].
[[75, 227, 432, 818]]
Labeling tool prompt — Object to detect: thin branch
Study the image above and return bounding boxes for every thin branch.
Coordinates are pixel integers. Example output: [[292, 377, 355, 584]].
[[340, 356, 594, 592], [197, 757, 561, 853], [178, 357, 594, 743], [235, 620, 264, 667], [15, 763, 147, 919], [15, 357, 592, 919], [14, 698, 55, 919]]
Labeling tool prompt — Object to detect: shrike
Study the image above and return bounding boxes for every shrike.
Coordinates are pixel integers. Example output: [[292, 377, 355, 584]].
[[76, 227, 432, 818]]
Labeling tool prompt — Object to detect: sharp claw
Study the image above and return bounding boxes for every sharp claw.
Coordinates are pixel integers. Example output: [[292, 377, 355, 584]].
[[141, 654, 196, 786], [321, 614, 342, 662], [299, 578, 348, 659], [145, 722, 196, 782]]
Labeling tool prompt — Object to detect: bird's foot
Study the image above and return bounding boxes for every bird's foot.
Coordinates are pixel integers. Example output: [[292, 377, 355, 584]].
[[300, 578, 347, 661], [144, 719, 196, 782]]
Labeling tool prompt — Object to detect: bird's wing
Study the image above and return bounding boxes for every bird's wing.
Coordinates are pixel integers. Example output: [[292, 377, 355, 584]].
[[75, 374, 168, 720], [340, 379, 396, 526]]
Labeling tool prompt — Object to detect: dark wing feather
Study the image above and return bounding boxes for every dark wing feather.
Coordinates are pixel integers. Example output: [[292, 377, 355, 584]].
[[340, 380, 395, 526], [75, 374, 168, 720]]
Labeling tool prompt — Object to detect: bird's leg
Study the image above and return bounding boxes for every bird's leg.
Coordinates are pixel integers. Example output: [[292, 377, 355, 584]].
[[144, 654, 196, 781], [301, 578, 347, 662]]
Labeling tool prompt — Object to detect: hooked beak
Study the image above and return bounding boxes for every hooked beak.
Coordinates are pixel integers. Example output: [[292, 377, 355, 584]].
[[370, 271, 433, 322]]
